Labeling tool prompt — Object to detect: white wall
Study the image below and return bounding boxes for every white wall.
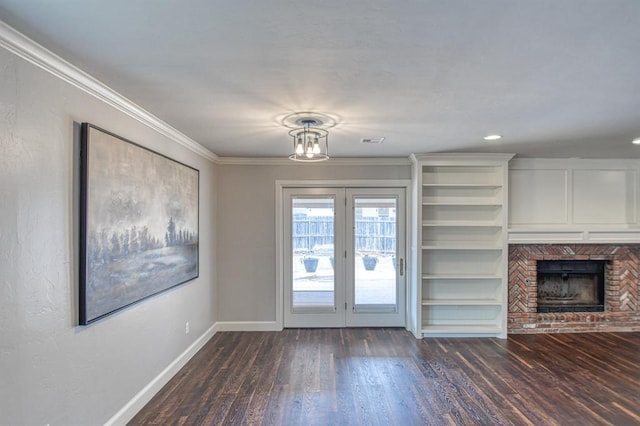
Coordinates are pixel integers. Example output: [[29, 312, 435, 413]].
[[216, 163, 410, 325], [0, 48, 217, 425]]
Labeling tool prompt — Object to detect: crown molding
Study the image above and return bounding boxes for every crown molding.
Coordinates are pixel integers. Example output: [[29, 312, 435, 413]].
[[215, 156, 412, 166], [410, 152, 516, 164], [510, 157, 640, 169], [0, 21, 218, 163]]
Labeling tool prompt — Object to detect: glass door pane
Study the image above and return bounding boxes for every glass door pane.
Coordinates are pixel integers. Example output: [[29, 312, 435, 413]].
[[353, 197, 397, 309], [346, 188, 405, 327], [291, 196, 336, 311]]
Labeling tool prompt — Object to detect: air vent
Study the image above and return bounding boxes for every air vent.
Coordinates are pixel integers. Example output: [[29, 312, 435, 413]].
[[360, 137, 385, 144]]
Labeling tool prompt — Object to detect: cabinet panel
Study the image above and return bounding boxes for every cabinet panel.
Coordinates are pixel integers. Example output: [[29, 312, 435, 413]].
[[508, 160, 640, 233], [573, 170, 636, 224], [509, 169, 567, 225]]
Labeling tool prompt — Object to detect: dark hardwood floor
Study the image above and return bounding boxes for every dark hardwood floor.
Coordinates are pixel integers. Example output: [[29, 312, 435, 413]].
[[129, 329, 640, 425]]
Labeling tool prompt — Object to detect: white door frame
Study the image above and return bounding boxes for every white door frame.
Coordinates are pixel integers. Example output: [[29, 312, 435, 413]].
[[275, 179, 412, 330]]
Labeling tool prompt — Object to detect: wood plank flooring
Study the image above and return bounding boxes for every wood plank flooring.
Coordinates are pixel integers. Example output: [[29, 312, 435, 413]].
[[129, 329, 640, 425]]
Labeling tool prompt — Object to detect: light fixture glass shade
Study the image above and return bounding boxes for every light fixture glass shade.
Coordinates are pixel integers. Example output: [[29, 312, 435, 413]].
[[288, 126, 329, 162]]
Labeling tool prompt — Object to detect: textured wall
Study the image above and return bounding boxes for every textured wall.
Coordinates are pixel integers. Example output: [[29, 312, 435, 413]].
[[0, 49, 217, 424], [216, 163, 410, 323]]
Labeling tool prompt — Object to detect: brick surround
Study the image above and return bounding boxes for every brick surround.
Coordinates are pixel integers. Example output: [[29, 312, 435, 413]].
[[508, 244, 640, 333]]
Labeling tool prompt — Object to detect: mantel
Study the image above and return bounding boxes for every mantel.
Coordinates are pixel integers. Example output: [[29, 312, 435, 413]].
[[508, 228, 640, 244]]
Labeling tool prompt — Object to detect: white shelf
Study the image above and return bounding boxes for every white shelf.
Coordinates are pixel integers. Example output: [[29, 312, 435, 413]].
[[422, 274, 501, 280], [421, 324, 503, 335], [422, 299, 501, 306], [422, 199, 501, 206], [421, 244, 502, 250], [422, 183, 502, 188], [423, 221, 501, 227], [423, 204, 502, 224]]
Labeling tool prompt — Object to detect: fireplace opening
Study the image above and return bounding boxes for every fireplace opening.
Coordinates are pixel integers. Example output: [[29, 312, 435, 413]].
[[536, 260, 606, 313]]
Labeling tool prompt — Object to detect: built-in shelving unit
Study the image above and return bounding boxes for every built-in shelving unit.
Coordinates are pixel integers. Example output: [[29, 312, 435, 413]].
[[411, 153, 514, 338]]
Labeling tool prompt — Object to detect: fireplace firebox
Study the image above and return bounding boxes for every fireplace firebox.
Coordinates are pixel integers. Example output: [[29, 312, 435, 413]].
[[536, 260, 606, 313]]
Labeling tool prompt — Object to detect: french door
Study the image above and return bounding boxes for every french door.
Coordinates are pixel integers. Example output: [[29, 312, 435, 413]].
[[283, 187, 406, 327]]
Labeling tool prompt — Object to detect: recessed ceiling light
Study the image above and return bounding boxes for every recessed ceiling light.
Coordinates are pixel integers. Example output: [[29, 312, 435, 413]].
[[360, 137, 385, 144], [483, 134, 502, 141], [632, 137, 640, 145]]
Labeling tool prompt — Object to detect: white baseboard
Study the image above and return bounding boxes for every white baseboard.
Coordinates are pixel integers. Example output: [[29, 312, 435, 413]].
[[216, 321, 281, 332], [104, 322, 219, 426]]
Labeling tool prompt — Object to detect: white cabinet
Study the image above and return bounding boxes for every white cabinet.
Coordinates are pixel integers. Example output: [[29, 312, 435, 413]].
[[411, 154, 514, 338]]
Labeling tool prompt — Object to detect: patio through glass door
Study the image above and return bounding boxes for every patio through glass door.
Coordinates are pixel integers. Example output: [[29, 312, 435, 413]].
[[283, 187, 406, 328]]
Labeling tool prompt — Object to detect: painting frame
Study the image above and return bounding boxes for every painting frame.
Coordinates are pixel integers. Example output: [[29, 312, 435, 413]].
[[79, 123, 199, 325]]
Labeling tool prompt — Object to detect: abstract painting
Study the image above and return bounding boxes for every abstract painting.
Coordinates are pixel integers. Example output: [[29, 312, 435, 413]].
[[79, 123, 199, 324]]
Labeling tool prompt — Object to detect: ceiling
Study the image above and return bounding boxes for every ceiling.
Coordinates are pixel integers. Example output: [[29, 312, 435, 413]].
[[1, 1, 640, 159]]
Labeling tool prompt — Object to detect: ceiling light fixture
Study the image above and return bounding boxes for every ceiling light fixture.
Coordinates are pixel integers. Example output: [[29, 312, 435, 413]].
[[632, 137, 640, 145], [483, 134, 502, 141], [287, 115, 330, 162]]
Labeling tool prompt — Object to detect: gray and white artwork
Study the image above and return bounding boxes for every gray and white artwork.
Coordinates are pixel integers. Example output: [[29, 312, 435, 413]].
[[80, 124, 199, 324]]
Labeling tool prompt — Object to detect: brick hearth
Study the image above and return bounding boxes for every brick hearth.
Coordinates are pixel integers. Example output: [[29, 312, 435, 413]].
[[508, 244, 640, 333]]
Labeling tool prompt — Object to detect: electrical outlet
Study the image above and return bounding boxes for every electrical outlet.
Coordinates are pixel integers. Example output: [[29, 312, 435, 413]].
[[185, 322, 190, 334]]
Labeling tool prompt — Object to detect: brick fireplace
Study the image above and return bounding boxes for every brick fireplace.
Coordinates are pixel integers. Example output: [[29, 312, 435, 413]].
[[508, 244, 640, 333]]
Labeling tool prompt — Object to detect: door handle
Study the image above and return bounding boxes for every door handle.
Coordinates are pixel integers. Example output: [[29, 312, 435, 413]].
[[399, 258, 404, 276]]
